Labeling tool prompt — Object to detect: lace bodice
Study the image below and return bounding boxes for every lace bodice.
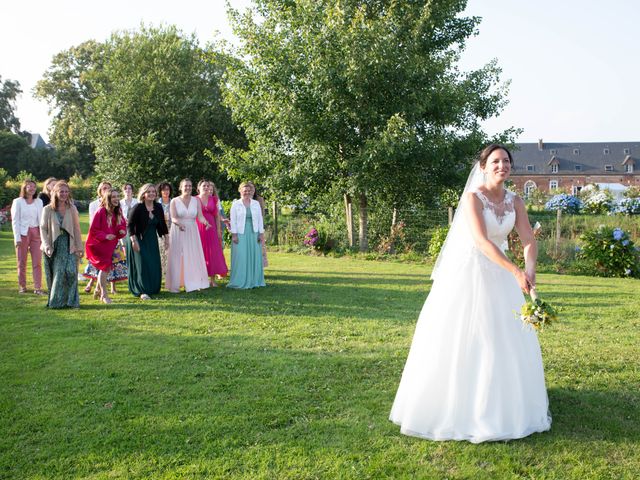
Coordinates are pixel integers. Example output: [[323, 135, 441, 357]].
[[473, 190, 516, 251]]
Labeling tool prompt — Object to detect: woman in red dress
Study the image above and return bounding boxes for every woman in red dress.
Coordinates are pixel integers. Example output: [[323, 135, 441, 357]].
[[85, 188, 127, 304]]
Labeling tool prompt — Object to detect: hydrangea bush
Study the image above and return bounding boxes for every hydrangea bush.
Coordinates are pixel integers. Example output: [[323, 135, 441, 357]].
[[544, 194, 582, 214], [578, 226, 640, 278], [613, 197, 640, 215], [582, 190, 614, 214]]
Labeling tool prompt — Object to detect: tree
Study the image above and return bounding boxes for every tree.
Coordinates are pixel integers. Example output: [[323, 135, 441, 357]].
[[0, 76, 22, 133], [35, 40, 104, 176], [88, 25, 245, 194], [220, 0, 516, 250], [0, 131, 30, 175]]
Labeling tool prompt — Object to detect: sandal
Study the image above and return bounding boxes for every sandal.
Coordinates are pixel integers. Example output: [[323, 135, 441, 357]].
[[18, 287, 27, 294], [34, 289, 46, 296], [83, 284, 92, 293], [101, 296, 112, 304]]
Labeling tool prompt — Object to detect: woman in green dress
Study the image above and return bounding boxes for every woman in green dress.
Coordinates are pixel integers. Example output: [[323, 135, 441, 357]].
[[126, 183, 170, 300], [227, 181, 266, 289], [39, 181, 84, 308]]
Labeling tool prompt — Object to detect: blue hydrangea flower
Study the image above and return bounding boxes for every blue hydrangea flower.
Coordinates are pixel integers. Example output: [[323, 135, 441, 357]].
[[613, 228, 624, 241], [622, 239, 630, 246]]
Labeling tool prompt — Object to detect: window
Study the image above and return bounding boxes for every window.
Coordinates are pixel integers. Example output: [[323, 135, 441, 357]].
[[526, 165, 535, 172], [572, 185, 583, 195], [624, 148, 630, 155], [549, 180, 559, 190], [626, 164, 634, 173], [604, 148, 610, 155], [550, 149, 557, 155], [605, 165, 614, 172], [574, 165, 582, 171], [524, 180, 537, 197], [551, 164, 558, 173], [573, 148, 580, 155]]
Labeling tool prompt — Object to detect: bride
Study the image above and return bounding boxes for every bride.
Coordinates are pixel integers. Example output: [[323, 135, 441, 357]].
[[390, 144, 551, 443]]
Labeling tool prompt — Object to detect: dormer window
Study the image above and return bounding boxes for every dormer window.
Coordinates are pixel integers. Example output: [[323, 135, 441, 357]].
[[526, 165, 534, 172], [574, 165, 582, 171], [626, 164, 634, 173], [604, 148, 610, 155], [573, 149, 580, 155], [605, 165, 614, 172], [550, 149, 557, 155], [551, 164, 558, 173], [624, 148, 630, 155]]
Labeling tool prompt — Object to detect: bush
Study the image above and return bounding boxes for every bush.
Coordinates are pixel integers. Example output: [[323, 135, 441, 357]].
[[613, 197, 640, 215], [303, 226, 336, 254], [582, 190, 614, 214], [577, 226, 640, 278], [428, 225, 450, 259], [624, 186, 640, 198], [545, 193, 582, 214]]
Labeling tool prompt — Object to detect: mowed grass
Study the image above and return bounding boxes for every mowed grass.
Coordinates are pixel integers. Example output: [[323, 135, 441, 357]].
[[0, 217, 638, 479]]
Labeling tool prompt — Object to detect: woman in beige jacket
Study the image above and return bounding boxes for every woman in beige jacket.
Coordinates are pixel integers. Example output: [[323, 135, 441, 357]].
[[40, 181, 84, 308]]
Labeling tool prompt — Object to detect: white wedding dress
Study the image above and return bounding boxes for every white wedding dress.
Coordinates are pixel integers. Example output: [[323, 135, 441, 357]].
[[390, 188, 551, 443]]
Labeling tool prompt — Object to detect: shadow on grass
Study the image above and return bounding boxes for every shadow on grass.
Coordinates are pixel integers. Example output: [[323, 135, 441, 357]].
[[4, 321, 638, 478]]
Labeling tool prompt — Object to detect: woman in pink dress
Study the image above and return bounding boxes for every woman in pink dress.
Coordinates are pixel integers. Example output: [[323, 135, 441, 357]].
[[196, 180, 228, 287], [85, 188, 127, 304], [166, 178, 211, 293]]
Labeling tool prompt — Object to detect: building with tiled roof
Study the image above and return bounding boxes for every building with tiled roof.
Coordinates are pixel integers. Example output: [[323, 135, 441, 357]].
[[511, 139, 638, 195]]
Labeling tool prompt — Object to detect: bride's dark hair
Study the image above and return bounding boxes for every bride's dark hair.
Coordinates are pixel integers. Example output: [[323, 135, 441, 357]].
[[479, 144, 514, 167]]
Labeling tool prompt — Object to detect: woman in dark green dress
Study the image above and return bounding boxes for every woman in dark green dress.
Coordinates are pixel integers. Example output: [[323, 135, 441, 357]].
[[126, 183, 169, 300], [39, 181, 84, 308]]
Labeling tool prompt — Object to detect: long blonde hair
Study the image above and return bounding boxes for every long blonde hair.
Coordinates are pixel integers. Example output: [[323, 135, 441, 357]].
[[50, 181, 73, 211]]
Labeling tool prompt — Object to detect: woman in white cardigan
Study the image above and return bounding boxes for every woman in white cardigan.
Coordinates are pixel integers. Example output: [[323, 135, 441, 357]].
[[227, 181, 266, 289], [11, 179, 44, 294]]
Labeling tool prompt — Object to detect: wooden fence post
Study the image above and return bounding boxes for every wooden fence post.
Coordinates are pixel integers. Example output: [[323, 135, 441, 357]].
[[555, 209, 562, 258]]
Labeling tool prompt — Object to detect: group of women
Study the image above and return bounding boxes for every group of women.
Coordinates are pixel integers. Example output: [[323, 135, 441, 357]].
[[10, 177, 267, 308]]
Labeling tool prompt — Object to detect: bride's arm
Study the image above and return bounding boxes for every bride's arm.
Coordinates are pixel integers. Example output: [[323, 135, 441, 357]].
[[513, 196, 537, 288], [465, 192, 531, 293]]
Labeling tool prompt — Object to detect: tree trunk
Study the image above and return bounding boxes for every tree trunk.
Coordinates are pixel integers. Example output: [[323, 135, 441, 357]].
[[344, 194, 355, 248], [389, 206, 398, 254], [358, 192, 368, 252], [272, 200, 278, 245]]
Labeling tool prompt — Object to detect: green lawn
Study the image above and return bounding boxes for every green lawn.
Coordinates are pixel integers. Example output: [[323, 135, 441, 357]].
[[0, 223, 638, 479]]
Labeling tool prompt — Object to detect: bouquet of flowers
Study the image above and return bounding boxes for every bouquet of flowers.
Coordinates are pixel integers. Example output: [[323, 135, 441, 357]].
[[519, 289, 558, 331]]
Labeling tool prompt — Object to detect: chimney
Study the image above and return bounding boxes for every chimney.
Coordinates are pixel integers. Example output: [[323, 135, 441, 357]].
[[538, 138, 544, 151]]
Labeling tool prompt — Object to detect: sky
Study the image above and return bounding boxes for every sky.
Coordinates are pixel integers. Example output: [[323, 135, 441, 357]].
[[2, 0, 639, 144]]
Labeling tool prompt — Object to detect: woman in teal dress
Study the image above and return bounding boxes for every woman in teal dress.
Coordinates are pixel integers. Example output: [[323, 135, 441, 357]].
[[126, 184, 170, 300], [227, 182, 266, 289], [39, 181, 84, 308]]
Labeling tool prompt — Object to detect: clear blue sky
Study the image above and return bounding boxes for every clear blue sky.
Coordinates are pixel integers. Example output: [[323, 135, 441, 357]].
[[2, 0, 638, 143]]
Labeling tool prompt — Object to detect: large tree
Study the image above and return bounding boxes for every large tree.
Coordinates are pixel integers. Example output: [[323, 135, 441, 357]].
[[88, 25, 245, 193], [0, 76, 22, 133], [220, 0, 515, 250], [35, 40, 104, 176]]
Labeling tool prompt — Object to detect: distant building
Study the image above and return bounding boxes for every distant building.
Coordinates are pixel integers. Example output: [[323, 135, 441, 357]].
[[26, 133, 53, 150], [510, 139, 639, 196]]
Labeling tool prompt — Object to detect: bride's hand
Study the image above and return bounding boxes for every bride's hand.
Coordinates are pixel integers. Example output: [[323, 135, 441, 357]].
[[525, 269, 536, 290], [514, 268, 531, 294]]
